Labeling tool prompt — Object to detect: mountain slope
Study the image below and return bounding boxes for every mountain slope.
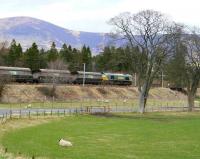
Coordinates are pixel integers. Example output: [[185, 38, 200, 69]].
[[0, 16, 112, 54]]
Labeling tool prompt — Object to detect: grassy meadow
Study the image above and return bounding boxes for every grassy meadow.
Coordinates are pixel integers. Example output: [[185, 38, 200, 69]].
[[1, 113, 200, 159]]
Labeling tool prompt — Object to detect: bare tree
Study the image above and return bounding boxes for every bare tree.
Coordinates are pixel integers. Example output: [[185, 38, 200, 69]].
[[109, 10, 175, 113], [47, 59, 69, 84], [47, 59, 68, 97], [47, 59, 68, 70], [183, 28, 200, 111]]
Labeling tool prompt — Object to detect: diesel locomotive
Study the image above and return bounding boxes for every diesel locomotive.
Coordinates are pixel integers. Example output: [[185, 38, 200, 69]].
[[0, 66, 133, 85]]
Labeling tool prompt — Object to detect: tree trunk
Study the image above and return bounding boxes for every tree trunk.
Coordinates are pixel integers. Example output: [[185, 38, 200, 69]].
[[139, 82, 149, 113], [188, 92, 195, 112], [187, 77, 200, 112], [139, 92, 147, 113]]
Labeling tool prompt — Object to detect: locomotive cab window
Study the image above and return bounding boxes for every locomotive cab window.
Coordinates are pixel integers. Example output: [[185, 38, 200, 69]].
[[125, 76, 129, 80]]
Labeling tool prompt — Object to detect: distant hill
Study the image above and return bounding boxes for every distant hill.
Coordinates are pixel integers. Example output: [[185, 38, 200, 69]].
[[0, 17, 114, 54]]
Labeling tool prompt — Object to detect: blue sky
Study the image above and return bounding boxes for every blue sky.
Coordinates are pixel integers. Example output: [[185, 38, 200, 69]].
[[1, 0, 200, 32]]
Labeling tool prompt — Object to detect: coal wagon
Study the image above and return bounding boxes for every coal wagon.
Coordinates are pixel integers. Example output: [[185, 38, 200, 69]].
[[0, 66, 33, 82]]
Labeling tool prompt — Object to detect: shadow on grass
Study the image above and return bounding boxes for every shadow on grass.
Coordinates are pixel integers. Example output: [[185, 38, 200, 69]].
[[91, 112, 195, 123]]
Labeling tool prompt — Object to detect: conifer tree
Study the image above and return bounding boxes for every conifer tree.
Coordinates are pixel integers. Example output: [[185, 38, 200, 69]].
[[24, 42, 40, 72], [60, 43, 73, 63], [7, 39, 23, 66], [47, 42, 58, 62], [81, 45, 92, 71]]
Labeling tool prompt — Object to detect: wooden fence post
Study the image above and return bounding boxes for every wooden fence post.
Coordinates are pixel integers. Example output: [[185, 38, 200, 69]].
[[19, 110, 22, 119], [10, 110, 12, 119], [37, 110, 39, 118], [29, 110, 31, 119]]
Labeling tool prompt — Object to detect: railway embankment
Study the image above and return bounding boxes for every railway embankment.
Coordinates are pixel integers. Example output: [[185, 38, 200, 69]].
[[0, 84, 187, 103]]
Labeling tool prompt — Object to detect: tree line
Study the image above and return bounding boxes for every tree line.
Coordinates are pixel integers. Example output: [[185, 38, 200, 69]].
[[0, 9, 200, 113], [0, 39, 147, 75], [0, 40, 92, 72]]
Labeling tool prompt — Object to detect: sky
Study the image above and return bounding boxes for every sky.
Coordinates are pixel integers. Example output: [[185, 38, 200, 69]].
[[0, 0, 200, 32]]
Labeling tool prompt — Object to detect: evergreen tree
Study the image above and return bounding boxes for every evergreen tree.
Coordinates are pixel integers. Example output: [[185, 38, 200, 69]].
[[0, 41, 9, 66], [81, 45, 92, 71], [39, 48, 48, 69], [68, 45, 72, 52], [95, 47, 111, 71], [86, 46, 92, 70], [166, 42, 188, 88], [94, 45, 141, 74], [7, 39, 23, 66], [47, 42, 58, 62], [60, 43, 73, 63], [24, 43, 40, 72], [68, 48, 80, 72]]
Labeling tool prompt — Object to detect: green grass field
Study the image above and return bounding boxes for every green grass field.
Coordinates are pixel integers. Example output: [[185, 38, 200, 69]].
[[1, 113, 200, 159]]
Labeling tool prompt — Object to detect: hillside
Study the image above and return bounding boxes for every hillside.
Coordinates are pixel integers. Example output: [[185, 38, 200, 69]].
[[0, 84, 186, 103], [0, 17, 111, 54]]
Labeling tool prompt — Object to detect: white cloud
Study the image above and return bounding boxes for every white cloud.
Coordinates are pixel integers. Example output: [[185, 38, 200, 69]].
[[113, 0, 200, 27], [0, 0, 200, 32]]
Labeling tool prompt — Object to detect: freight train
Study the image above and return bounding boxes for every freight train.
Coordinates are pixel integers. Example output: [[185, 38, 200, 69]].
[[0, 66, 133, 85]]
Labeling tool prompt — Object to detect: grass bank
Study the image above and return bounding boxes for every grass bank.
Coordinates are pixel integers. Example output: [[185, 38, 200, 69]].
[[1, 113, 200, 159]]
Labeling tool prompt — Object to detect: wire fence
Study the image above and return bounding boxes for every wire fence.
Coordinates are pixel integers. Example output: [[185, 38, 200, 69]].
[[0, 97, 192, 109], [1, 105, 200, 124], [1, 95, 200, 124]]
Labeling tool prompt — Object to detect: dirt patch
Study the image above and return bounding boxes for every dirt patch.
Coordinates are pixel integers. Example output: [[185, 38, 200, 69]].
[[56, 86, 80, 100], [110, 88, 124, 97], [1, 85, 45, 103], [96, 87, 108, 96], [37, 86, 57, 98], [149, 88, 186, 100], [81, 87, 99, 98]]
